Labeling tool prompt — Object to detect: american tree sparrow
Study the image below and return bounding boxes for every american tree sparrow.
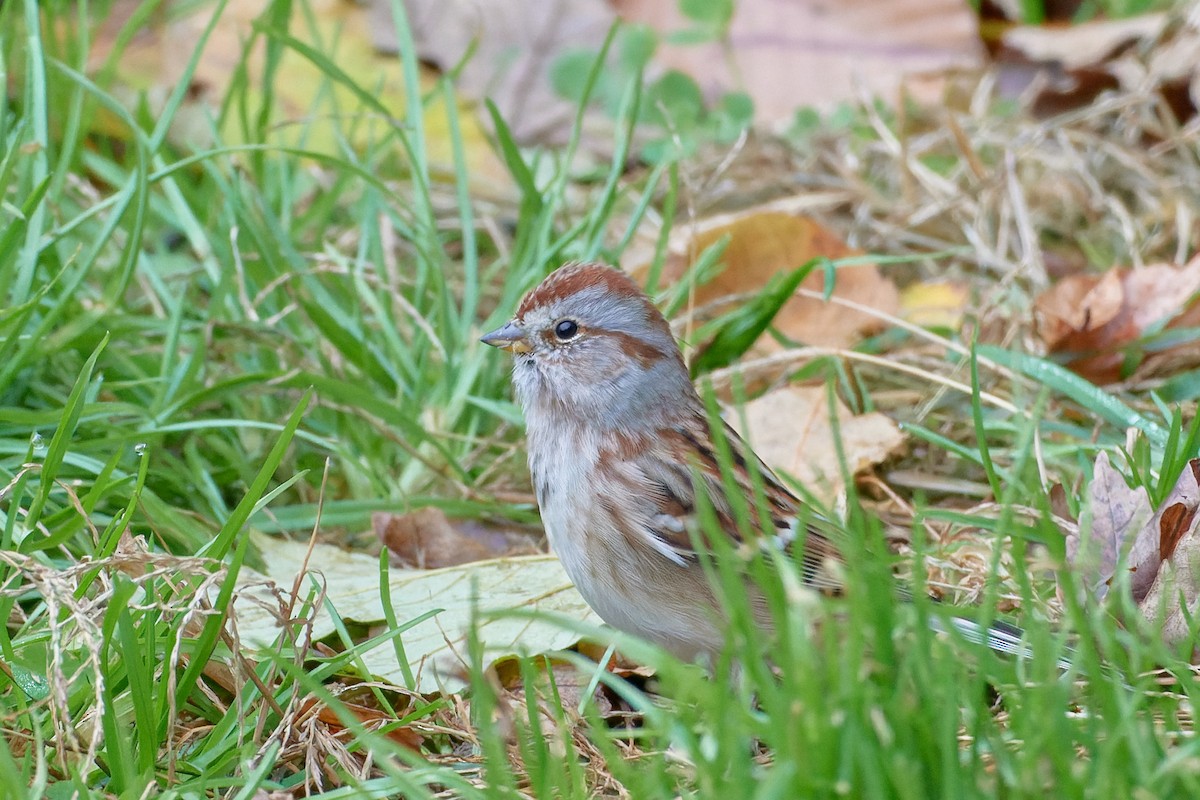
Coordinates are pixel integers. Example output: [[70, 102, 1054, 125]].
[[483, 262, 1025, 662]]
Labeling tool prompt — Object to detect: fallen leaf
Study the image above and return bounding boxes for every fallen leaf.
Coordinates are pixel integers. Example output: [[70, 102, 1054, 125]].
[[1137, 507, 1200, 656], [899, 280, 969, 330], [1059, 451, 1152, 607], [1034, 255, 1200, 384], [1136, 461, 1200, 655], [492, 658, 615, 718], [371, 0, 615, 147], [634, 208, 900, 351], [233, 534, 599, 693], [1062, 452, 1200, 607], [374, 508, 537, 568], [728, 385, 906, 501], [1127, 463, 1200, 603], [299, 695, 424, 751], [1159, 502, 1197, 564], [1035, 270, 1125, 350], [614, 0, 985, 123], [1002, 14, 1169, 72], [1059, 453, 1200, 656], [997, 12, 1200, 122]]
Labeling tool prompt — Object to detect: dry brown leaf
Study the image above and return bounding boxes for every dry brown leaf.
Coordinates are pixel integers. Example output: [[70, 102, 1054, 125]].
[[1035, 270, 1125, 349], [492, 658, 616, 718], [374, 508, 537, 569], [635, 208, 899, 351], [299, 695, 424, 751], [997, 11, 1200, 121], [1061, 452, 1200, 607], [1128, 461, 1200, 603], [728, 385, 906, 501], [1034, 255, 1200, 384], [1002, 14, 1169, 71], [615, 0, 984, 123], [1135, 460, 1200, 654]]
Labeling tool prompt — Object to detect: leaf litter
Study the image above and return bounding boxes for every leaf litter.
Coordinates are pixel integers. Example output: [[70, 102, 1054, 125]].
[[1058, 452, 1200, 657], [64, 0, 1200, 788], [1035, 254, 1200, 384]]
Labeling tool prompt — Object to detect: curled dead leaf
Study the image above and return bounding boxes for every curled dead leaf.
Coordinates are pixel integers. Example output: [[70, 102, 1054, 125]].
[[1137, 513, 1200, 658], [1061, 452, 1200, 658], [298, 695, 424, 752], [633, 208, 899, 353], [1034, 255, 1200, 383], [374, 508, 538, 569]]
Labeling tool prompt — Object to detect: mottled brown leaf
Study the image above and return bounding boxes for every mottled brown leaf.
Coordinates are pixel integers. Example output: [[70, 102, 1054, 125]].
[[1129, 460, 1200, 604], [1159, 503, 1196, 563], [1138, 512, 1200, 658], [375, 508, 537, 569], [997, 12, 1200, 124], [632, 208, 899, 352], [1034, 255, 1200, 384]]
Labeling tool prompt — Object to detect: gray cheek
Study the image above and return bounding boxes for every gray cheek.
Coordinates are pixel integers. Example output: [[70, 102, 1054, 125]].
[[510, 342, 690, 436]]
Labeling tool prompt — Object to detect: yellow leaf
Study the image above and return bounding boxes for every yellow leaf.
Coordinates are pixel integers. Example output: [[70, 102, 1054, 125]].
[[899, 281, 968, 329]]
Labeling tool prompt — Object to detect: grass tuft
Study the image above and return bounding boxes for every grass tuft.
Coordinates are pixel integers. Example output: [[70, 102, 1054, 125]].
[[3, 0, 1200, 796]]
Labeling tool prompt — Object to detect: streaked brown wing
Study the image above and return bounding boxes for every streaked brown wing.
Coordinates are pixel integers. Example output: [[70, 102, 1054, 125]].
[[601, 413, 845, 591]]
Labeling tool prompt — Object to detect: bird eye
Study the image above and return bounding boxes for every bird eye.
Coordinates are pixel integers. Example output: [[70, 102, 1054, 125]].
[[554, 319, 579, 340]]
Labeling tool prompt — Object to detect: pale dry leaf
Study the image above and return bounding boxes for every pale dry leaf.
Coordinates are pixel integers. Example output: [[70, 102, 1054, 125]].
[[1123, 259, 1200, 332], [998, 10, 1200, 119], [1063, 452, 1200, 634], [728, 385, 906, 502], [1121, 458, 1200, 657], [614, 0, 984, 123], [89, 0, 507, 184], [233, 534, 598, 693], [1060, 451, 1151, 606]]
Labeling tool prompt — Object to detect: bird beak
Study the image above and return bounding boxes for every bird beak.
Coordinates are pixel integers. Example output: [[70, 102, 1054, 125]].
[[481, 321, 532, 354]]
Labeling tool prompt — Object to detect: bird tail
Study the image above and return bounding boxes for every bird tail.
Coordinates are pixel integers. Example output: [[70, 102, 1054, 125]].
[[931, 615, 1073, 671]]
